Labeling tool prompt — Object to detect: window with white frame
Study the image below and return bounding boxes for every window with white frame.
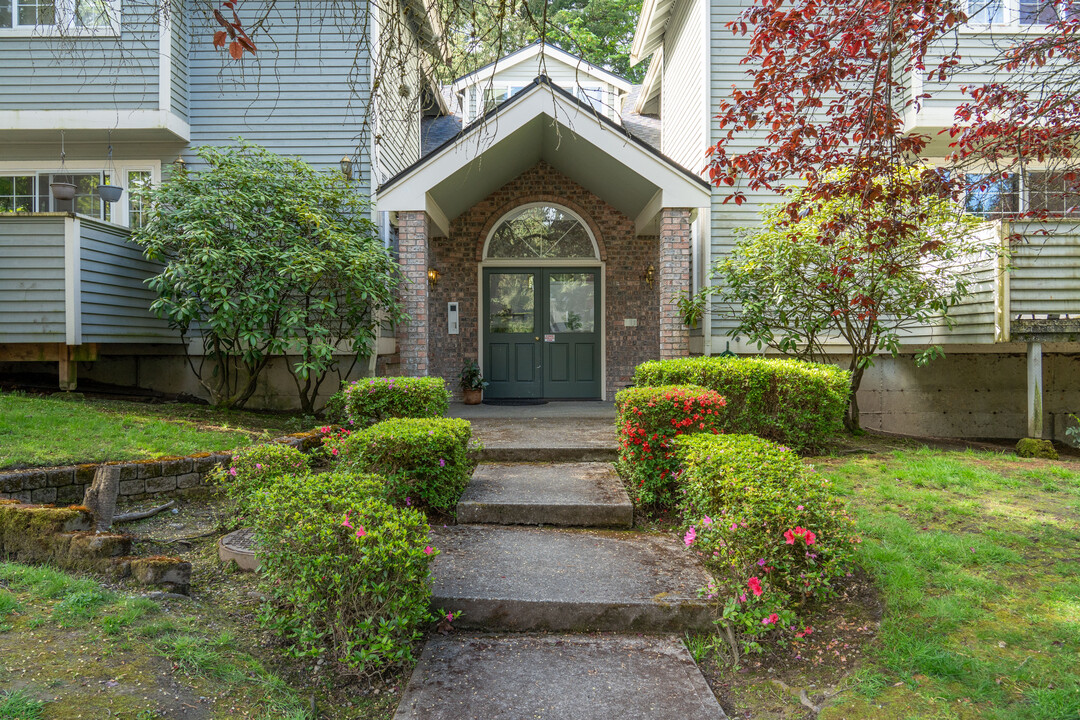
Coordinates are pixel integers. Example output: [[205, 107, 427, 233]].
[[0, 166, 155, 226], [0, 0, 119, 33], [957, 170, 1080, 218], [965, 0, 1079, 25]]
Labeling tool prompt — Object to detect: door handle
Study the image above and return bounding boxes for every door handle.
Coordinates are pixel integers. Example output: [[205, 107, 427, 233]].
[[534, 336, 540, 341]]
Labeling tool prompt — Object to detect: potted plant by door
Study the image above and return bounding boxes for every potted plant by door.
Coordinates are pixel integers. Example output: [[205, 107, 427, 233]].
[[459, 359, 488, 405]]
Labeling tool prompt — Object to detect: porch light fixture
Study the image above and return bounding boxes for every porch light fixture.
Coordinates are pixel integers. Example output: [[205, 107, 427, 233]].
[[427, 268, 441, 288], [172, 155, 187, 171], [643, 264, 655, 288], [339, 155, 353, 181]]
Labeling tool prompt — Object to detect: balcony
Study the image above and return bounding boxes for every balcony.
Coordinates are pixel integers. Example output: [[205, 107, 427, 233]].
[[0, 213, 180, 388]]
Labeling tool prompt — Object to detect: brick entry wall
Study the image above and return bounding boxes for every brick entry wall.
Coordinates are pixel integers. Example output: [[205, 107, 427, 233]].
[[423, 162, 662, 399]]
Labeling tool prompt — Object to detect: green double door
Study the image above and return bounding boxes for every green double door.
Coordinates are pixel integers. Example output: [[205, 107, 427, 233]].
[[483, 267, 601, 399]]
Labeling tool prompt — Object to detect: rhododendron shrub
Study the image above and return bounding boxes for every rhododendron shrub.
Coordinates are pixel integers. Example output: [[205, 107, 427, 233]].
[[676, 433, 858, 648], [614, 385, 726, 506]]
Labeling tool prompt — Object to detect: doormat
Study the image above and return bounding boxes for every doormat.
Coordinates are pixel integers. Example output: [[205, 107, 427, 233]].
[[482, 399, 549, 406]]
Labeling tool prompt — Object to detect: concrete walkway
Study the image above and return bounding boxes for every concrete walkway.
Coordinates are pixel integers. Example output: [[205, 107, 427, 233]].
[[394, 412, 726, 719]]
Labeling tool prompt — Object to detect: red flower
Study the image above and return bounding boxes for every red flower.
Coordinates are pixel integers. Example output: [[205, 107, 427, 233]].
[[748, 576, 763, 597]]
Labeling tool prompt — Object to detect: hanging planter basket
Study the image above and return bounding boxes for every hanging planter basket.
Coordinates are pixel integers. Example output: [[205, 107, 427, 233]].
[[50, 182, 77, 201], [99, 185, 123, 203]]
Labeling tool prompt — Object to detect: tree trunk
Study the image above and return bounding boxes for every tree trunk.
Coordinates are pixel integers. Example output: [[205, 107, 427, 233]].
[[82, 465, 121, 531], [844, 365, 866, 432]]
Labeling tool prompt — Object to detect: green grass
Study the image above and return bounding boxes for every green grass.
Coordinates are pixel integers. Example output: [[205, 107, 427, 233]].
[[0, 391, 310, 469], [0, 561, 311, 719], [0, 689, 44, 720], [817, 448, 1080, 720]]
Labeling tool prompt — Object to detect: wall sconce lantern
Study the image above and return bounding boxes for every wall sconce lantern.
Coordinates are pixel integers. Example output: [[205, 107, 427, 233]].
[[643, 264, 655, 288], [172, 155, 187, 172], [339, 155, 353, 181], [427, 268, 441, 288]]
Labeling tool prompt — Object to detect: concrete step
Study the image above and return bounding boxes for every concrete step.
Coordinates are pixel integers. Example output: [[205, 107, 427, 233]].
[[465, 416, 618, 463], [430, 525, 715, 632], [456, 462, 632, 528], [394, 634, 727, 720]]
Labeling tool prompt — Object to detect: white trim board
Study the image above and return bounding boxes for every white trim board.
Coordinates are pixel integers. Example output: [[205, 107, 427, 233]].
[[0, 110, 190, 141]]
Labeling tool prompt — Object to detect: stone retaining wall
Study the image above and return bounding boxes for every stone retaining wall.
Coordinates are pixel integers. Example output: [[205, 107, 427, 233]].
[[0, 431, 322, 506]]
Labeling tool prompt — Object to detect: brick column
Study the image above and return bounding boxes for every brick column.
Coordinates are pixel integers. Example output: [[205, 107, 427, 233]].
[[397, 211, 430, 376], [659, 207, 692, 359]]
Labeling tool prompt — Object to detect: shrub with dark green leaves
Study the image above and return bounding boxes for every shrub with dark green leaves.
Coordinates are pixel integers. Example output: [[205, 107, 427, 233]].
[[339, 417, 472, 512], [675, 433, 858, 649], [252, 470, 433, 673], [633, 357, 848, 452], [208, 443, 310, 520], [614, 385, 726, 506], [342, 377, 450, 427]]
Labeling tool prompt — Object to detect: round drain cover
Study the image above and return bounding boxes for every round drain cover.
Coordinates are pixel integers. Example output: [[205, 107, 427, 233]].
[[218, 527, 259, 571]]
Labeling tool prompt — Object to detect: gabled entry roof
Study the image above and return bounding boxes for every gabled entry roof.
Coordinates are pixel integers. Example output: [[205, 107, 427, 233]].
[[377, 76, 710, 236]]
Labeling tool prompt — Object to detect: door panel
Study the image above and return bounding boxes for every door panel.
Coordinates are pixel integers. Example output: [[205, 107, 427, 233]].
[[541, 269, 601, 399], [484, 270, 542, 398]]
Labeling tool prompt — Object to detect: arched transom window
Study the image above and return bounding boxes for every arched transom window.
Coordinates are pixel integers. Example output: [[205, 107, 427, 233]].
[[485, 203, 598, 260]]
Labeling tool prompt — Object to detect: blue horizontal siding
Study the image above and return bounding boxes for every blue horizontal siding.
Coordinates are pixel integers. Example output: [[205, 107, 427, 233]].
[[0, 216, 67, 342]]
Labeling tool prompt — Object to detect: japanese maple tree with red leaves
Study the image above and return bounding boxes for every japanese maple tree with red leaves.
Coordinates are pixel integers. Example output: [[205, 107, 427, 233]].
[[211, 0, 257, 59]]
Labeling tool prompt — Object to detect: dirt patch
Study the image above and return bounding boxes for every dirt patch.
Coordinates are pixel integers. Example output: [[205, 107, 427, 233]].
[[694, 570, 883, 719]]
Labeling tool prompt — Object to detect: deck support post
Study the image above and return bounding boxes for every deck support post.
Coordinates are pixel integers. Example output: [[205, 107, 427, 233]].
[[58, 344, 78, 391], [1026, 341, 1043, 439]]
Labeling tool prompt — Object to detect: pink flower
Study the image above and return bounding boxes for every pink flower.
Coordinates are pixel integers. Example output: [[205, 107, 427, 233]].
[[702, 515, 713, 526], [762, 613, 779, 626], [446, 611, 454, 622], [757, 558, 766, 566], [423, 546, 434, 555], [748, 576, 763, 597], [255, 464, 262, 470], [784, 529, 796, 544], [355, 526, 366, 538], [739, 594, 747, 603], [228, 467, 237, 476], [730, 523, 738, 531], [684, 527, 696, 546], [341, 511, 353, 529], [439, 458, 446, 467], [405, 497, 412, 506], [796, 505, 804, 511], [331, 448, 339, 456]]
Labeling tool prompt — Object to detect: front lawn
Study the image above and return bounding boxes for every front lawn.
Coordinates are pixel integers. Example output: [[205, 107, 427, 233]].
[[0, 393, 307, 469], [701, 441, 1080, 719], [821, 448, 1080, 719]]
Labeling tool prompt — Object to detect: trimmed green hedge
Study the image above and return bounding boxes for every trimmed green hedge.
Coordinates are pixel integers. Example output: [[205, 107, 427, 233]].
[[253, 470, 434, 672], [339, 417, 472, 512], [614, 385, 726, 506], [342, 377, 450, 427], [675, 433, 857, 643], [633, 357, 849, 451], [208, 443, 311, 522]]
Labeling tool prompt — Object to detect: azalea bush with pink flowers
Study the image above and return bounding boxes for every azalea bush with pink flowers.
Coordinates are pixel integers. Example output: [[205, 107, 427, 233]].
[[252, 470, 435, 674], [675, 433, 858, 653], [338, 417, 473, 512], [614, 385, 727, 506], [341, 376, 450, 427], [209, 443, 311, 522]]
